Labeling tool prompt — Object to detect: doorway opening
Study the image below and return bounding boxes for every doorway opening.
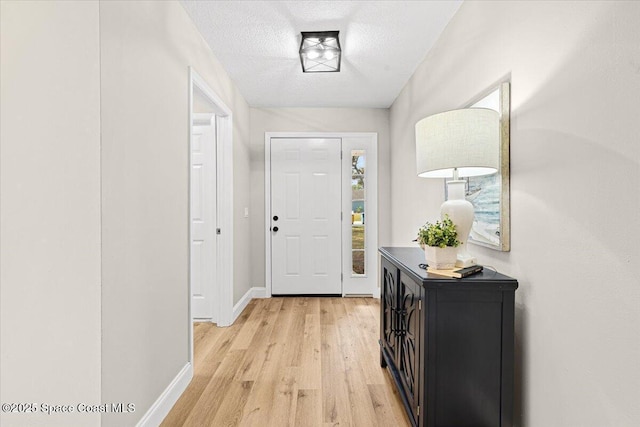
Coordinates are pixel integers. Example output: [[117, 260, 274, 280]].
[[188, 68, 234, 366]]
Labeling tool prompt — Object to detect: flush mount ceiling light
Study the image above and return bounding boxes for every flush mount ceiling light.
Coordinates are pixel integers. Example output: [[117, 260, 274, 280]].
[[299, 31, 341, 73]]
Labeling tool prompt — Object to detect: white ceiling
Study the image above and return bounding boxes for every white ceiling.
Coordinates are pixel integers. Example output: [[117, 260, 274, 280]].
[[180, 1, 462, 108]]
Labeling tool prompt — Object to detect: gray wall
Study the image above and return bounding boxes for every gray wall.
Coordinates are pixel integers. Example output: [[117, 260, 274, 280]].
[[389, 1, 640, 425], [99, 1, 251, 425], [249, 108, 391, 289], [0, 2, 102, 426]]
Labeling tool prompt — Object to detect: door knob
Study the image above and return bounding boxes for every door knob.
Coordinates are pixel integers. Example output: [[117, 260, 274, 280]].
[[273, 226, 279, 232], [273, 215, 279, 221]]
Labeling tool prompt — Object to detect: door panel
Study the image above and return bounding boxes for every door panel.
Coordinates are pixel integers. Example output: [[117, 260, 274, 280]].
[[285, 236, 301, 275], [271, 138, 341, 295], [285, 173, 300, 218], [191, 119, 216, 318]]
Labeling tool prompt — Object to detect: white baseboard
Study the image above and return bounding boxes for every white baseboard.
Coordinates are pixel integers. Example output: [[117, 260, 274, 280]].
[[232, 286, 267, 322], [135, 362, 193, 427]]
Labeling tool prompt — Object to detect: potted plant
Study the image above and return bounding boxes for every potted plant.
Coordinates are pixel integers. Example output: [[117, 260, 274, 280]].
[[417, 214, 461, 269]]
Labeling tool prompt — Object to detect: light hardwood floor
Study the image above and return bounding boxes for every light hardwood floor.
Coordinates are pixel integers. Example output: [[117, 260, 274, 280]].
[[161, 297, 411, 427]]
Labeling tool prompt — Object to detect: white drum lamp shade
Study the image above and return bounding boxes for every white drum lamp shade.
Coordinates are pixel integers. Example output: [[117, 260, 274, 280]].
[[416, 108, 499, 179], [415, 108, 499, 267]]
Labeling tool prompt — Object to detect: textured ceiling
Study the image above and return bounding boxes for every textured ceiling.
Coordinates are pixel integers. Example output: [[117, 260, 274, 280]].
[[180, 1, 462, 108]]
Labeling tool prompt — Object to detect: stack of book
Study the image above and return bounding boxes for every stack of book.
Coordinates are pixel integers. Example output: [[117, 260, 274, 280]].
[[426, 264, 483, 278]]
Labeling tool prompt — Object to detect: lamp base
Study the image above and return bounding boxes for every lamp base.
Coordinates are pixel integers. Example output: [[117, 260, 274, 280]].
[[455, 253, 477, 268], [442, 180, 476, 268]]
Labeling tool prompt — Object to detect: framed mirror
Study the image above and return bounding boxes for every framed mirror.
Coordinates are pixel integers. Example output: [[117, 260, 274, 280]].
[[445, 81, 511, 251]]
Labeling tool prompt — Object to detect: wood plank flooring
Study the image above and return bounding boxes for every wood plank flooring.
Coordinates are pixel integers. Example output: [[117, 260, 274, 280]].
[[161, 297, 410, 427]]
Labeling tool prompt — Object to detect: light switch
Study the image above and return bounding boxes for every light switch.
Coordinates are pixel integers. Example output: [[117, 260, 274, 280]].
[[244, 207, 249, 218]]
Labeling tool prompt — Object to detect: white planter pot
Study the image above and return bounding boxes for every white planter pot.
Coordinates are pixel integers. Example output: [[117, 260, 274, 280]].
[[424, 246, 458, 269]]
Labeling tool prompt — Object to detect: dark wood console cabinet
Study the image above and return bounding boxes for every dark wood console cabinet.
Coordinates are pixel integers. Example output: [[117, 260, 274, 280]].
[[379, 247, 518, 427]]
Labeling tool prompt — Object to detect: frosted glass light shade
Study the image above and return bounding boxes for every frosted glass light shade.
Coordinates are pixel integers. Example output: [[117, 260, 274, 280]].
[[415, 108, 499, 178], [299, 31, 341, 73]]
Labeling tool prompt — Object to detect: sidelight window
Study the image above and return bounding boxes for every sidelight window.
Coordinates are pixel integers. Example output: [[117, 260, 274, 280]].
[[351, 150, 366, 275]]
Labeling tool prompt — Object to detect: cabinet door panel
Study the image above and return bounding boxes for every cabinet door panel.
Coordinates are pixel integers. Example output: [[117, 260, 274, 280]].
[[398, 272, 421, 421], [381, 259, 398, 360], [435, 292, 502, 426]]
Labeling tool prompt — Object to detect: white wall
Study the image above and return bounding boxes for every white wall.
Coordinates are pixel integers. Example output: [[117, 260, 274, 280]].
[[99, 1, 251, 425], [389, 1, 640, 425], [1, 1, 252, 426], [249, 108, 391, 290], [0, 2, 102, 426]]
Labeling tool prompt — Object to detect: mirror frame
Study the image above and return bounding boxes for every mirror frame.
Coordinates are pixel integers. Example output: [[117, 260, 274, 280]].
[[447, 81, 511, 251]]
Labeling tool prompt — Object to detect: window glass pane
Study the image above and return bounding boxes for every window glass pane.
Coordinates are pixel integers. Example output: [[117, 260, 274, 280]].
[[352, 250, 365, 275], [352, 225, 364, 250], [351, 150, 365, 276]]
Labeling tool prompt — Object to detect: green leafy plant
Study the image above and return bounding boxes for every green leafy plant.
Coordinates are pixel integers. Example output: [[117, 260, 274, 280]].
[[417, 215, 461, 248]]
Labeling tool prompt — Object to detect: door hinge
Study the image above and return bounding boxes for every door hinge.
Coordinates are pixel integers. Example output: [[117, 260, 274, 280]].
[[341, 212, 343, 221], [216, 228, 221, 235], [418, 300, 422, 311], [340, 150, 343, 160], [417, 405, 420, 417], [341, 273, 343, 282]]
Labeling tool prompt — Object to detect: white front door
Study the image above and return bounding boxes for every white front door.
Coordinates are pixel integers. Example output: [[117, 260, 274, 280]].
[[270, 138, 342, 295], [191, 115, 216, 318]]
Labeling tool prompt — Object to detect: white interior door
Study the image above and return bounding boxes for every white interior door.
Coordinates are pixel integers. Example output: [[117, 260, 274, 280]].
[[270, 138, 342, 295], [191, 115, 216, 319]]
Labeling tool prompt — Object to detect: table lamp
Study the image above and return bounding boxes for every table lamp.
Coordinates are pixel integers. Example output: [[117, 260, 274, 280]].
[[415, 108, 499, 267]]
